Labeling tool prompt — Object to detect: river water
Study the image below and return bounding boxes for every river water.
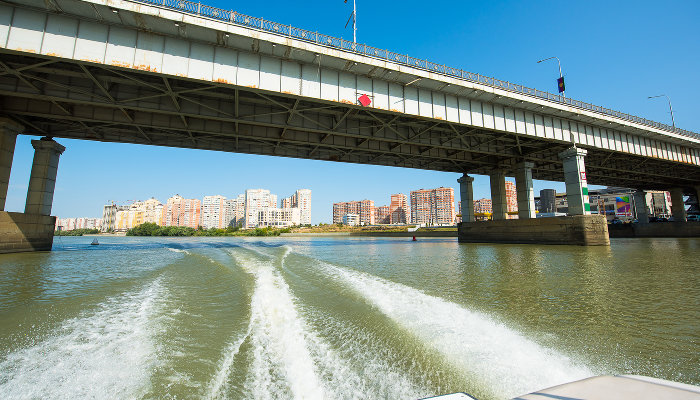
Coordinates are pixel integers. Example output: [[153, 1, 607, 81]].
[[0, 236, 698, 399]]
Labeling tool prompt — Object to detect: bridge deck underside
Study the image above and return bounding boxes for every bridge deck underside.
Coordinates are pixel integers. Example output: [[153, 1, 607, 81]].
[[1, 51, 698, 190]]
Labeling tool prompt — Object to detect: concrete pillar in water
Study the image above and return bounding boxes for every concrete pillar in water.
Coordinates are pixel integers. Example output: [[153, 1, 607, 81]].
[[633, 190, 649, 223], [490, 171, 507, 220], [25, 138, 65, 216], [669, 188, 686, 222], [457, 173, 475, 223], [559, 147, 590, 216], [0, 118, 23, 211], [515, 161, 536, 219]]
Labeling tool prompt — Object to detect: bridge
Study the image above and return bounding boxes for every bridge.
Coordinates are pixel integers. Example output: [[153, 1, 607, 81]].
[[0, 0, 699, 250]]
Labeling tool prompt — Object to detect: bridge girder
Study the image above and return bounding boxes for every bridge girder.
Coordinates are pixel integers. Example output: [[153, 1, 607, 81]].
[[0, 50, 699, 191]]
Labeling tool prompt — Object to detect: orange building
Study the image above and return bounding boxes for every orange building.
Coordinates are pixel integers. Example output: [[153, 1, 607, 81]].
[[410, 187, 455, 226], [505, 180, 518, 219], [374, 205, 391, 224], [163, 194, 201, 228], [389, 193, 409, 224], [333, 200, 375, 225]]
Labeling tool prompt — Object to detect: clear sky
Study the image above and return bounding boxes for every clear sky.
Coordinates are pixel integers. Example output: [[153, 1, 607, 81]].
[[4, 0, 699, 224]]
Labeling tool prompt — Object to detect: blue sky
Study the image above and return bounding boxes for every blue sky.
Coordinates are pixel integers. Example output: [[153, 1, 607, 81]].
[[5, 0, 699, 223]]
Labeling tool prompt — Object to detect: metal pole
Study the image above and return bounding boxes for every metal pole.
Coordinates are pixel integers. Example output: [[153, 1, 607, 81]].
[[353, 0, 357, 43], [537, 56, 565, 98], [648, 94, 676, 128]]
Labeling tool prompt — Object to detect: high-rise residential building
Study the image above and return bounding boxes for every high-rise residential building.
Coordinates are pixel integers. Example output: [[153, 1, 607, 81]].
[[474, 198, 493, 214], [505, 180, 518, 219], [295, 189, 312, 225], [333, 200, 375, 225], [244, 189, 276, 229], [374, 205, 391, 224], [281, 189, 312, 225], [202, 195, 227, 229], [390, 193, 409, 224], [410, 187, 455, 226], [164, 195, 201, 228], [224, 196, 244, 228], [281, 197, 292, 209], [143, 198, 164, 225], [101, 203, 122, 232]]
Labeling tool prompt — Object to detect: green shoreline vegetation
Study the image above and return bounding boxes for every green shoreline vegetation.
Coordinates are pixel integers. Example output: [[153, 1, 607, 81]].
[[126, 222, 289, 237], [54, 228, 100, 236]]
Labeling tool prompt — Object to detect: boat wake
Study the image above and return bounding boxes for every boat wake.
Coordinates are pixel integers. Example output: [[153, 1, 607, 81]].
[[0, 278, 168, 399], [313, 259, 595, 399]]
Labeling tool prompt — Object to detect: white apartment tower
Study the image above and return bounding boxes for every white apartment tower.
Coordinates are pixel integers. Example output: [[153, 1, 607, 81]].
[[244, 189, 275, 229], [281, 189, 312, 225], [202, 195, 227, 229]]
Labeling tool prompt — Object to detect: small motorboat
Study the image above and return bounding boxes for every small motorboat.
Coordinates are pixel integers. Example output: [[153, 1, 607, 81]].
[[90, 238, 99, 246]]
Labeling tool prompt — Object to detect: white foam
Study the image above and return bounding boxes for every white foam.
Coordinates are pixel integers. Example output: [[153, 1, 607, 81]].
[[0, 278, 168, 399], [167, 247, 190, 254], [205, 328, 250, 400], [233, 251, 327, 399], [316, 261, 595, 399]]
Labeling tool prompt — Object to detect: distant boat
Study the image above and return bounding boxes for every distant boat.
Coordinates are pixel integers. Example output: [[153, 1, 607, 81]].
[[91, 238, 99, 246]]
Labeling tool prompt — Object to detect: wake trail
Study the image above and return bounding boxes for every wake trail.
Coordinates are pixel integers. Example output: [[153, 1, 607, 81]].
[[0, 278, 168, 399], [315, 260, 595, 399]]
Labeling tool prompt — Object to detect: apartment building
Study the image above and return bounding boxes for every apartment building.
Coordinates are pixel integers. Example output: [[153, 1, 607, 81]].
[[281, 189, 312, 225], [410, 187, 455, 226], [474, 198, 493, 214], [164, 195, 201, 228], [258, 207, 301, 228], [243, 189, 276, 229], [390, 193, 409, 224], [374, 205, 391, 224], [202, 195, 227, 229], [505, 180, 518, 219], [333, 199, 375, 225]]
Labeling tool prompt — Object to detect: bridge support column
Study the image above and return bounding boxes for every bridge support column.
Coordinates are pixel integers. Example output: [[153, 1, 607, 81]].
[[25, 138, 65, 216], [633, 190, 649, 224], [490, 171, 507, 220], [515, 162, 536, 219], [458, 174, 475, 223], [670, 188, 686, 222], [559, 147, 590, 216], [0, 118, 23, 210]]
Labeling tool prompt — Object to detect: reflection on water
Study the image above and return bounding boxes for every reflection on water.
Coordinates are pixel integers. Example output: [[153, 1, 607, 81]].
[[0, 236, 698, 399]]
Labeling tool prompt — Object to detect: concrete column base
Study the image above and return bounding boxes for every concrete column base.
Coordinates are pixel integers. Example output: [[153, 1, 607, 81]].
[[458, 214, 610, 246], [0, 211, 55, 253]]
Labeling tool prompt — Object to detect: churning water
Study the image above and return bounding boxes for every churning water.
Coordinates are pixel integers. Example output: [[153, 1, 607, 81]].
[[0, 236, 698, 399]]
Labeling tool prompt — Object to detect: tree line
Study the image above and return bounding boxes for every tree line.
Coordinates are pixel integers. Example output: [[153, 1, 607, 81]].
[[126, 222, 290, 237]]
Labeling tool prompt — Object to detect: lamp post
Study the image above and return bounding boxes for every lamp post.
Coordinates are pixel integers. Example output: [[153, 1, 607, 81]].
[[344, 0, 357, 43], [648, 94, 675, 128], [537, 56, 565, 97]]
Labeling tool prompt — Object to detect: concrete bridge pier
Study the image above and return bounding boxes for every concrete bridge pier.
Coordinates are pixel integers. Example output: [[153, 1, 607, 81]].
[[25, 138, 66, 216], [458, 174, 475, 223], [458, 147, 609, 245], [0, 133, 65, 254], [490, 171, 508, 220], [670, 188, 687, 222], [0, 118, 22, 210], [633, 190, 650, 224], [559, 147, 591, 215], [515, 161, 536, 219]]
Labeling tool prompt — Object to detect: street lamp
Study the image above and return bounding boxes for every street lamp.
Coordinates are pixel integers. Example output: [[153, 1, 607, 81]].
[[537, 56, 565, 97], [344, 0, 357, 43], [648, 94, 675, 128]]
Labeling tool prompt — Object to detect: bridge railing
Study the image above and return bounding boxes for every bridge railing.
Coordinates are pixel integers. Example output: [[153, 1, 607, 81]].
[[131, 0, 699, 140]]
